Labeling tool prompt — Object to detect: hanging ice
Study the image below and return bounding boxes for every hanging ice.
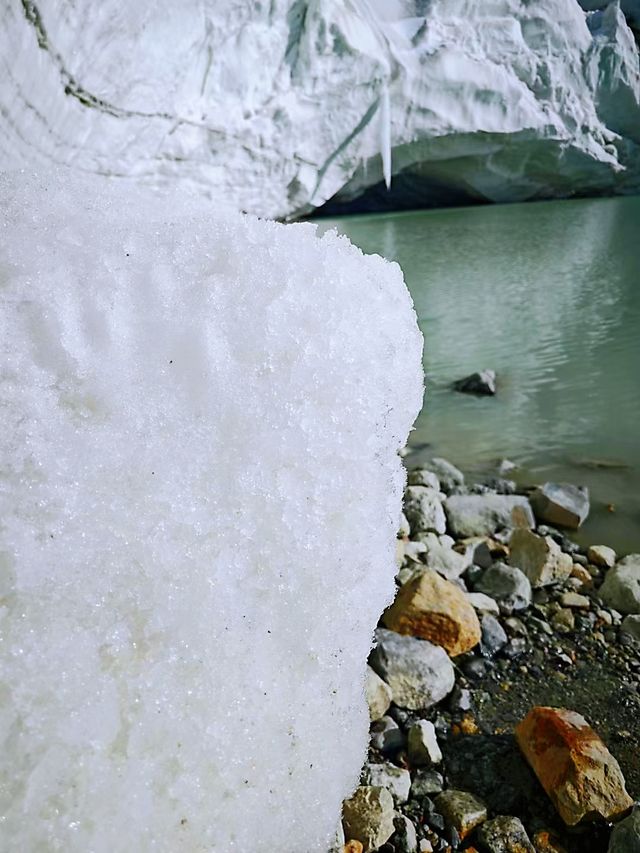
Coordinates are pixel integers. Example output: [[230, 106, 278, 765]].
[[0, 172, 423, 852]]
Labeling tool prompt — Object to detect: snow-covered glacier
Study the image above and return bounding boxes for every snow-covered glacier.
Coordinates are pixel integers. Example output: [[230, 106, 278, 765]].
[[1, 0, 639, 218]]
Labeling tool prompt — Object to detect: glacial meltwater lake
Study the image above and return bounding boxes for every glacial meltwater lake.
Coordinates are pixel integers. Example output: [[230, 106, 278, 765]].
[[320, 196, 640, 553]]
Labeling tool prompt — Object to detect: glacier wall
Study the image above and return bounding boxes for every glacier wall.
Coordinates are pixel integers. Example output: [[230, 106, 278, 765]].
[[1, 0, 639, 218], [0, 171, 423, 852]]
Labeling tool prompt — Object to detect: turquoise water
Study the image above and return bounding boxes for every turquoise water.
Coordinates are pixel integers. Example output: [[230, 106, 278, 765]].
[[320, 196, 640, 553]]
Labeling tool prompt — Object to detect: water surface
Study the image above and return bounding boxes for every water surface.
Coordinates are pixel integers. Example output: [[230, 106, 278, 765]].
[[321, 196, 640, 553]]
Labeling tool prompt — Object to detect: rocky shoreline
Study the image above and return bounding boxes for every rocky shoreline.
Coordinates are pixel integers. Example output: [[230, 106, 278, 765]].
[[338, 457, 640, 853]]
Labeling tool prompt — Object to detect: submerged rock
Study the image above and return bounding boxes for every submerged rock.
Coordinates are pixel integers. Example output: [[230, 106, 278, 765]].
[[369, 629, 455, 710], [515, 707, 634, 825], [383, 568, 481, 656], [445, 495, 535, 538], [453, 369, 497, 396], [529, 483, 590, 529]]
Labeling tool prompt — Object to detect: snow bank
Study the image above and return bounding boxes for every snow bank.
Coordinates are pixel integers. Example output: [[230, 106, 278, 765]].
[[1, 0, 639, 217], [0, 172, 423, 852]]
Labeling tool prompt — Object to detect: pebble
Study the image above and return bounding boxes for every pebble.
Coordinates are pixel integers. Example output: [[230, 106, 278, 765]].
[[410, 768, 444, 797], [342, 787, 396, 853], [362, 763, 411, 804], [448, 685, 472, 712], [587, 544, 617, 569], [475, 563, 532, 614], [344, 842, 364, 853], [370, 629, 455, 710], [559, 592, 590, 609], [383, 568, 481, 657], [515, 706, 634, 825], [480, 613, 508, 657], [435, 789, 488, 840], [529, 482, 590, 529], [365, 666, 392, 721], [508, 529, 573, 588], [407, 719, 442, 766], [476, 815, 535, 852]]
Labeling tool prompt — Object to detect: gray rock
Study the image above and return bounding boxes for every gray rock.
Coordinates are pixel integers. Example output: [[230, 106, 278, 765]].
[[410, 768, 445, 797], [413, 531, 469, 580], [467, 592, 500, 614], [508, 528, 573, 588], [448, 685, 472, 713], [398, 511, 411, 539], [483, 477, 516, 495], [422, 457, 465, 493], [407, 719, 442, 766], [621, 615, 640, 642], [362, 762, 411, 804], [475, 563, 532, 613], [476, 815, 535, 852], [463, 538, 495, 569], [392, 815, 418, 853], [529, 482, 590, 529], [407, 468, 441, 491], [480, 614, 508, 657], [445, 494, 535, 538], [404, 485, 447, 535], [342, 786, 395, 853], [370, 715, 404, 753], [600, 555, 640, 615], [365, 665, 392, 721], [453, 369, 497, 395], [435, 790, 488, 839], [369, 629, 455, 710], [608, 804, 640, 853]]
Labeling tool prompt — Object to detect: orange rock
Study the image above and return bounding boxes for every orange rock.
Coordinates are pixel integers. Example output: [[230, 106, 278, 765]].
[[532, 829, 567, 853], [382, 568, 481, 656], [515, 707, 634, 825], [459, 714, 480, 735], [344, 842, 364, 853]]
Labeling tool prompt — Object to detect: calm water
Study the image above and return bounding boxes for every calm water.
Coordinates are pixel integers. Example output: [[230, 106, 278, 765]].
[[320, 196, 640, 553]]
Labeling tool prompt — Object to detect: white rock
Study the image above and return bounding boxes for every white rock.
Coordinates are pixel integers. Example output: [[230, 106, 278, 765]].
[[466, 592, 500, 615], [0, 172, 423, 853], [362, 763, 412, 804], [2, 2, 638, 218], [404, 486, 447, 536], [365, 666, 393, 721], [407, 720, 443, 766]]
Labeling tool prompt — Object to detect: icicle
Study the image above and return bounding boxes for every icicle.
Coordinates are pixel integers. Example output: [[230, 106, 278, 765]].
[[380, 86, 392, 190]]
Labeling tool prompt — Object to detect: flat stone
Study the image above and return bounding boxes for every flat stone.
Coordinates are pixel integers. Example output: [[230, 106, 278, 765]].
[[476, 815, 535, 852], [453, 369, 496, 396], [407, 469, 441, 491], [508, 529, 573, 588], [515, 706, 634, 825], [392, 815, 418, 853], [404, 485, 446, 535], [413, 531, 469, 580], [369, 629, 455, 710], [608, 804, 640, 853], [475, 563, 532, 614], [435, 789, 488, 840], [587, 544, 616, 569], [599, 555, 640, 615], [621, 614, 640, 642], [529, 483, 590, 529], [422, 457, 464, 493], [467, 592, 501, 614], [410, 769, 444, 797], [362, 762, 411, 804], [445, 494, 535, 538], [559, 592, 590, 609], [407, 719, 442, 766], [365, 665, 392, 721], [480, 614, 508, 657], [342, 786, 395, 853], [383, 568, 481, 656]]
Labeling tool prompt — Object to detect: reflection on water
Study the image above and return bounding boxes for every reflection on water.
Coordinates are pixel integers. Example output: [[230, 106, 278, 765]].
[[320, 196, 640, 552]]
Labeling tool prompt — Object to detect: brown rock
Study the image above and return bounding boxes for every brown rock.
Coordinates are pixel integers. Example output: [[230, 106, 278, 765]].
[[435, 790, 488, 839], [515, 707, 634, 825], [344, 843, 364, 853], [508, 529, 573, 588], [383, 568, 481, 656], [569, 564, 592, 587]]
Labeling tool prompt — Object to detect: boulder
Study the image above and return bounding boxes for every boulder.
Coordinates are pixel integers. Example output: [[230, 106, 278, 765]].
[[608, 804, 640, 853], [475, 564, 532, 614], [508, 529, 573, 588], [445, 495, 535, 538], [404, 486, 447, 535], [453, 369, 497, 395], [600, 555, 640, 614], [529, 483, 590, 529], [383, 568, 481, 656], [476, 816, 535, 852], [365, 666, 393, 721], [435, 790, 488, 840], [515, 707, 634, 825], [369, 629, 455, 710], [342, 787, 396, 853]]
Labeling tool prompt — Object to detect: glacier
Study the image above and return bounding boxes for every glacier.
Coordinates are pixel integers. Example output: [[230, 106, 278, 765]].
[[1, 0, 639, 219], [0, 171, 423, 852]]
